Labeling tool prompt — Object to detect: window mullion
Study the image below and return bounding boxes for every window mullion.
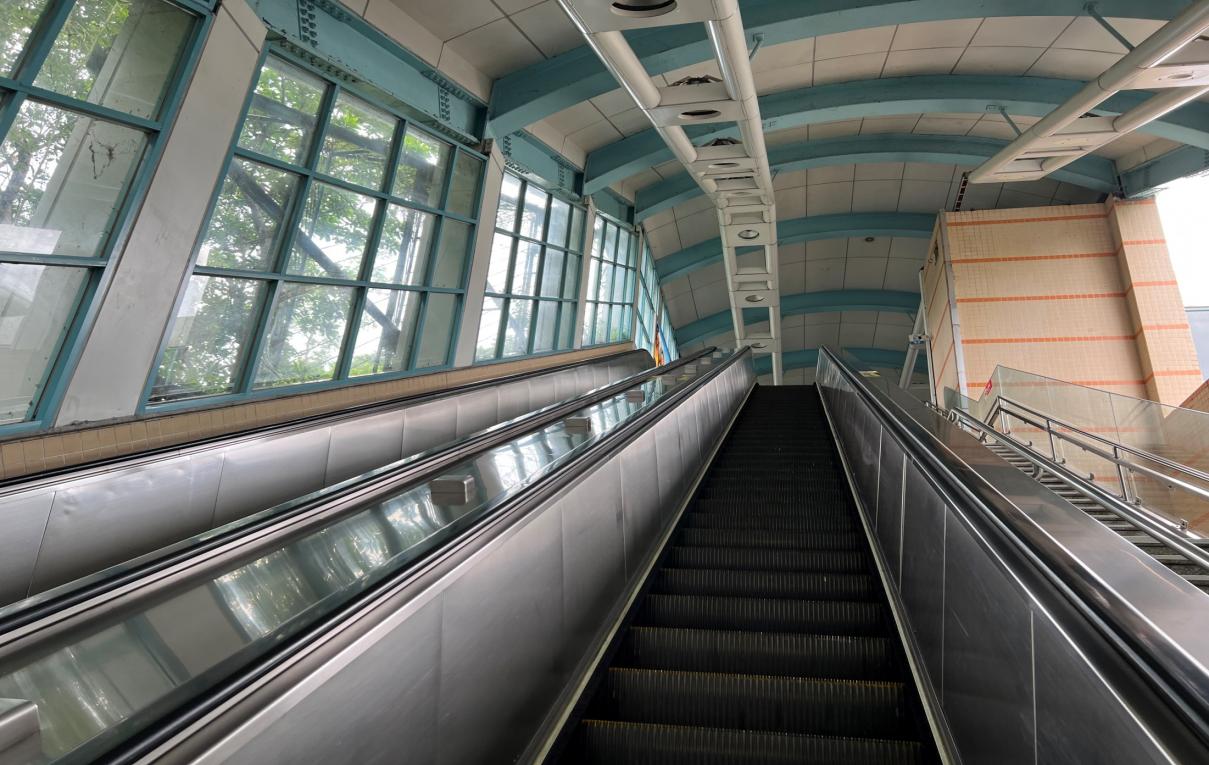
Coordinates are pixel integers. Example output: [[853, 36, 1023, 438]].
[[235, 278, 281, 394], [9, 0, 77, 86], [0, 92, 28, 149]]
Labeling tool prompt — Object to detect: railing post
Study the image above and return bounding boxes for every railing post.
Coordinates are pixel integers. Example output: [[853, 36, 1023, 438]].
[[1046, 418, 1059, 461], [1114, 445, 1132, 502]]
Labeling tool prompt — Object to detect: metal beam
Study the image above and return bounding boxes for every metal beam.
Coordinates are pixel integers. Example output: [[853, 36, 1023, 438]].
[[585, 75, 1209, 194], [636, 133, 1116, 221], [753, 347, 929, 375], [656, 212, 935, 283], [1120, 145, 1209, 197], [488, 0, 1186, 138], [677, 289, 920, 346]]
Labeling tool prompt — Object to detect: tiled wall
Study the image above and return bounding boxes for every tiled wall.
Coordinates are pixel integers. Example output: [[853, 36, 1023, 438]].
[[922, 229, 961, 402], [0, 343, 633, 481], [927, 200, 1200, 406]]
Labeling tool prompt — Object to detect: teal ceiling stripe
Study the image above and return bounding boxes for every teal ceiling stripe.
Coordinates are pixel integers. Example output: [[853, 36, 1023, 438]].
[[1120, 145, 1209, 198], [635, 133, 1115, 222], [676, 289, 919, 346], [497, 131, 583, 198], [753, 347, 928, 376], [487, 0, 1185, 138], [655, 212, 935, 284], [586, 75, 1209, 195]]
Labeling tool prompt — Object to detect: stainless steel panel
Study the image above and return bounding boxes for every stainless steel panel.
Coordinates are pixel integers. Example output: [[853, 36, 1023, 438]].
[[496, 378, 530, 422], [654, 413, 684, 512], [31, 454, 225, 593], [0, 493, 54, 605], [619, 431, 661, 579], [941, 513, 1035, 764], [560, 460, 626, 671], [898, 468, 947, 692], [324, 411, 405, 486], [399, 400, 456, 457], [211, 429, 330, 527], [874, 439, 905, 588], [1033, 607, 1175, 764], [214, 597, 443, 765], [852, 415, 882, 513], [437, 506, 564, 765], [455, 388, 499, 438]]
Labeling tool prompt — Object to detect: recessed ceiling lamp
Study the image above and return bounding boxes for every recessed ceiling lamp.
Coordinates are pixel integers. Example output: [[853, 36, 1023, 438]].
[[737, 229, 760, 240], [864, 236, 875, 242], [744, 294, 765, 303], [751, 341, 768, 348], [611, 0, 677, 17], [680, 108, 721, 120]]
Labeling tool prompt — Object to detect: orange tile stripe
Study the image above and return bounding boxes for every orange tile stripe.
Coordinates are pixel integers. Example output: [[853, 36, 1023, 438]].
[[1127, 280, 1179, 289], [966, 379, 1150, 389], [956, 291, 1124, 304], [934, 342, 955, 390], [963, 324, 1190, 345], [950, 250, 1116, 265], [1143, 369, 1202, 381], [947, 213, 1107, 227], [1121, 239, 1167, 246]]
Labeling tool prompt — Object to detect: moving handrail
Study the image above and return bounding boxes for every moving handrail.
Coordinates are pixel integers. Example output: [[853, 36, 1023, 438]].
[[946, 404, 1209, 573], [818, 346, 1209, 760], [0, 348, 749, 764], [986, 394, 1209, 509], [0, 348, 712, 635]]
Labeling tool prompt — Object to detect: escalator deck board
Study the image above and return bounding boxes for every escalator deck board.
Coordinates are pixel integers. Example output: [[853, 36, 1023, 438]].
[[552, 385, 937, 763]]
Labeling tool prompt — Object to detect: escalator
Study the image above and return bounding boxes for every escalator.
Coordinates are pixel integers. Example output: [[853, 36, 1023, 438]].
[[552, 386, 938, 764]]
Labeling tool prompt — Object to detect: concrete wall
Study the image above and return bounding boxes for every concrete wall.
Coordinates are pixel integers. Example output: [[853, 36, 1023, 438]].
[[925, 199, 1201, 406]]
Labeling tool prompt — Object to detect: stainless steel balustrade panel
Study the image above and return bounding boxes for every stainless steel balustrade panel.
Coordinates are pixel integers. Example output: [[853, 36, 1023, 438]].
[[31, 455, 226, 594], [189, 356, 755, 765], [875, 439, 905, 586], [454, 388, 499, 439], [0, 494, 54, 605], [498, 379, 531, 422], [211, 429, 331, 528], [324, 411, 406, 486], [817, 355, 1189, 764]]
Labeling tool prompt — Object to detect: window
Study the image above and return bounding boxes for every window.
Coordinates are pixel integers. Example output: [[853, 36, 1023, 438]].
[[475, 172, 585, 361], [148, 55, 485, 403], [582, 214, 637, 347], [634, 240, 677, 364], [0, 0, 199, 426]]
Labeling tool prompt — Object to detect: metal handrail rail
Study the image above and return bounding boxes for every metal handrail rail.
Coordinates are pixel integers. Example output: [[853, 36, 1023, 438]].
[[947, 407, 1209, 572], [990, 394, 1209, 486], [983, 395, 1209, 510]]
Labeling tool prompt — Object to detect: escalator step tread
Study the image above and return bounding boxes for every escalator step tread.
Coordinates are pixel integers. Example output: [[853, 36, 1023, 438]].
[[620, 626, 899, 679], [677, 528, 862, 551], [653, 569, 878, 601], [593, 667, 913, 738], [684, 513, 858, 533], [568, 720, 929, 765], [666, 547, 869, 573], [639, 594, 887, 635]]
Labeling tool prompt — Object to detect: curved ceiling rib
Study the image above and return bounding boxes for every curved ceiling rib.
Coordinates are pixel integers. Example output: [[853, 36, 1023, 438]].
[[488, 0, 1186, 136], [635, 133, 1116, 220], [752, 347, 928, 376], [677, 289, 920, 345], [585, 75, 1209, 194], [655, 212, 935, 283]]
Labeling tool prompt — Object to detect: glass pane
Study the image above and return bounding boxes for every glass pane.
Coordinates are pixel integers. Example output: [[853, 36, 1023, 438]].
[[586, 257, 599, 301], [557, 303, 574, 349], [511, 241, 541, 296], [502, 299, 532, 356], [519, 184, 548, 241], [597, 261, 613, 303], [590, 216, 604, 256], [238, 57, 326, 164], [319, 92, 394, 190], [372, 204, 434, 286], [485, 233, 513, 294], [151, 275, 263, 402], [593, 301, 609, 343], [0, 264, 87, 423], [581, 304, 595, 345], [475, 295, 502, 360], [415, 293, 456, 368], [447, 153, 482, 218], [395, 127, 451, 207], [431, 219, 470, 289], [0, 100, 146, 258], [539, 248, 563, 298], [610, 303, 628, 341], [196, 159, 296, 271], [602, 224, 617, 263], [287, 182, 375, 279], [562, 253, 580, 300], [0, 0, 50, 76], [613, 265, 630, 302], [569, 206, 584, 251], [547, 198, 569, 247], [253, 283, 353, 388], [349, 288, 419, 376], [495, 173, 521, 231], [34, 0, 192, 119], [616, 231, 631, 266], [533, 300, 557, 353]]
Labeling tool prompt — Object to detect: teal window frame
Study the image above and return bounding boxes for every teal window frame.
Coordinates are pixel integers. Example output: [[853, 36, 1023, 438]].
[[141, 46, 486, 411], [0, 0, 211, 436], [475, 170, 586, 362], [581, 213, 638, 348], [635, 240, 660, 355]]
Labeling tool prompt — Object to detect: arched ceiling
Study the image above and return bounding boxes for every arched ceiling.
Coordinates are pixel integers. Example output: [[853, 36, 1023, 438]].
[[398, 1, 1209, 386]]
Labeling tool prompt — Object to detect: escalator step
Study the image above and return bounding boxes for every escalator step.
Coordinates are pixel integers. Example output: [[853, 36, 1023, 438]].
[[653, 569, 878, 601], [619, 627, 899, 680], [568, 720, 929, 765], [684, 512, 857, 533], [666, 547, 868, 573], [594, 667, 913, 739], [638, 594, 886, 635], [677, 528, 862, 551]]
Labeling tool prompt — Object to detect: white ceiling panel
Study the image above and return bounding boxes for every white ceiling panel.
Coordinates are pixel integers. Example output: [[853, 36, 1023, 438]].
[[952, 46, 1045, 75], [897, 179, 951, 213], [846, 236, 892, 259], [839, 321, 877, 347], [805, 259, 846, 291], [970, 16, 1073, 47], [816, 26, 897, 59], [891, 19, 982, 50], [883, 48, 963, 76], [806, 239, 848, 260], [851, 179, 903, 211], [889, 237, 929, 260], [807, 182, 853, 214], [814, 53, 888, 86], [843, 257, 889, 289], [884, 258, 923, 291], [664, 290, 698, 327]]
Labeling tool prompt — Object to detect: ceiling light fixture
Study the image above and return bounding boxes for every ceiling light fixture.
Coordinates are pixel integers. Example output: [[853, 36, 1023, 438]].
[[610, 0, 677, 18], [737, 229, 760, 240], [744, 294, 765, 303], [680, 108, 721, 120]]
